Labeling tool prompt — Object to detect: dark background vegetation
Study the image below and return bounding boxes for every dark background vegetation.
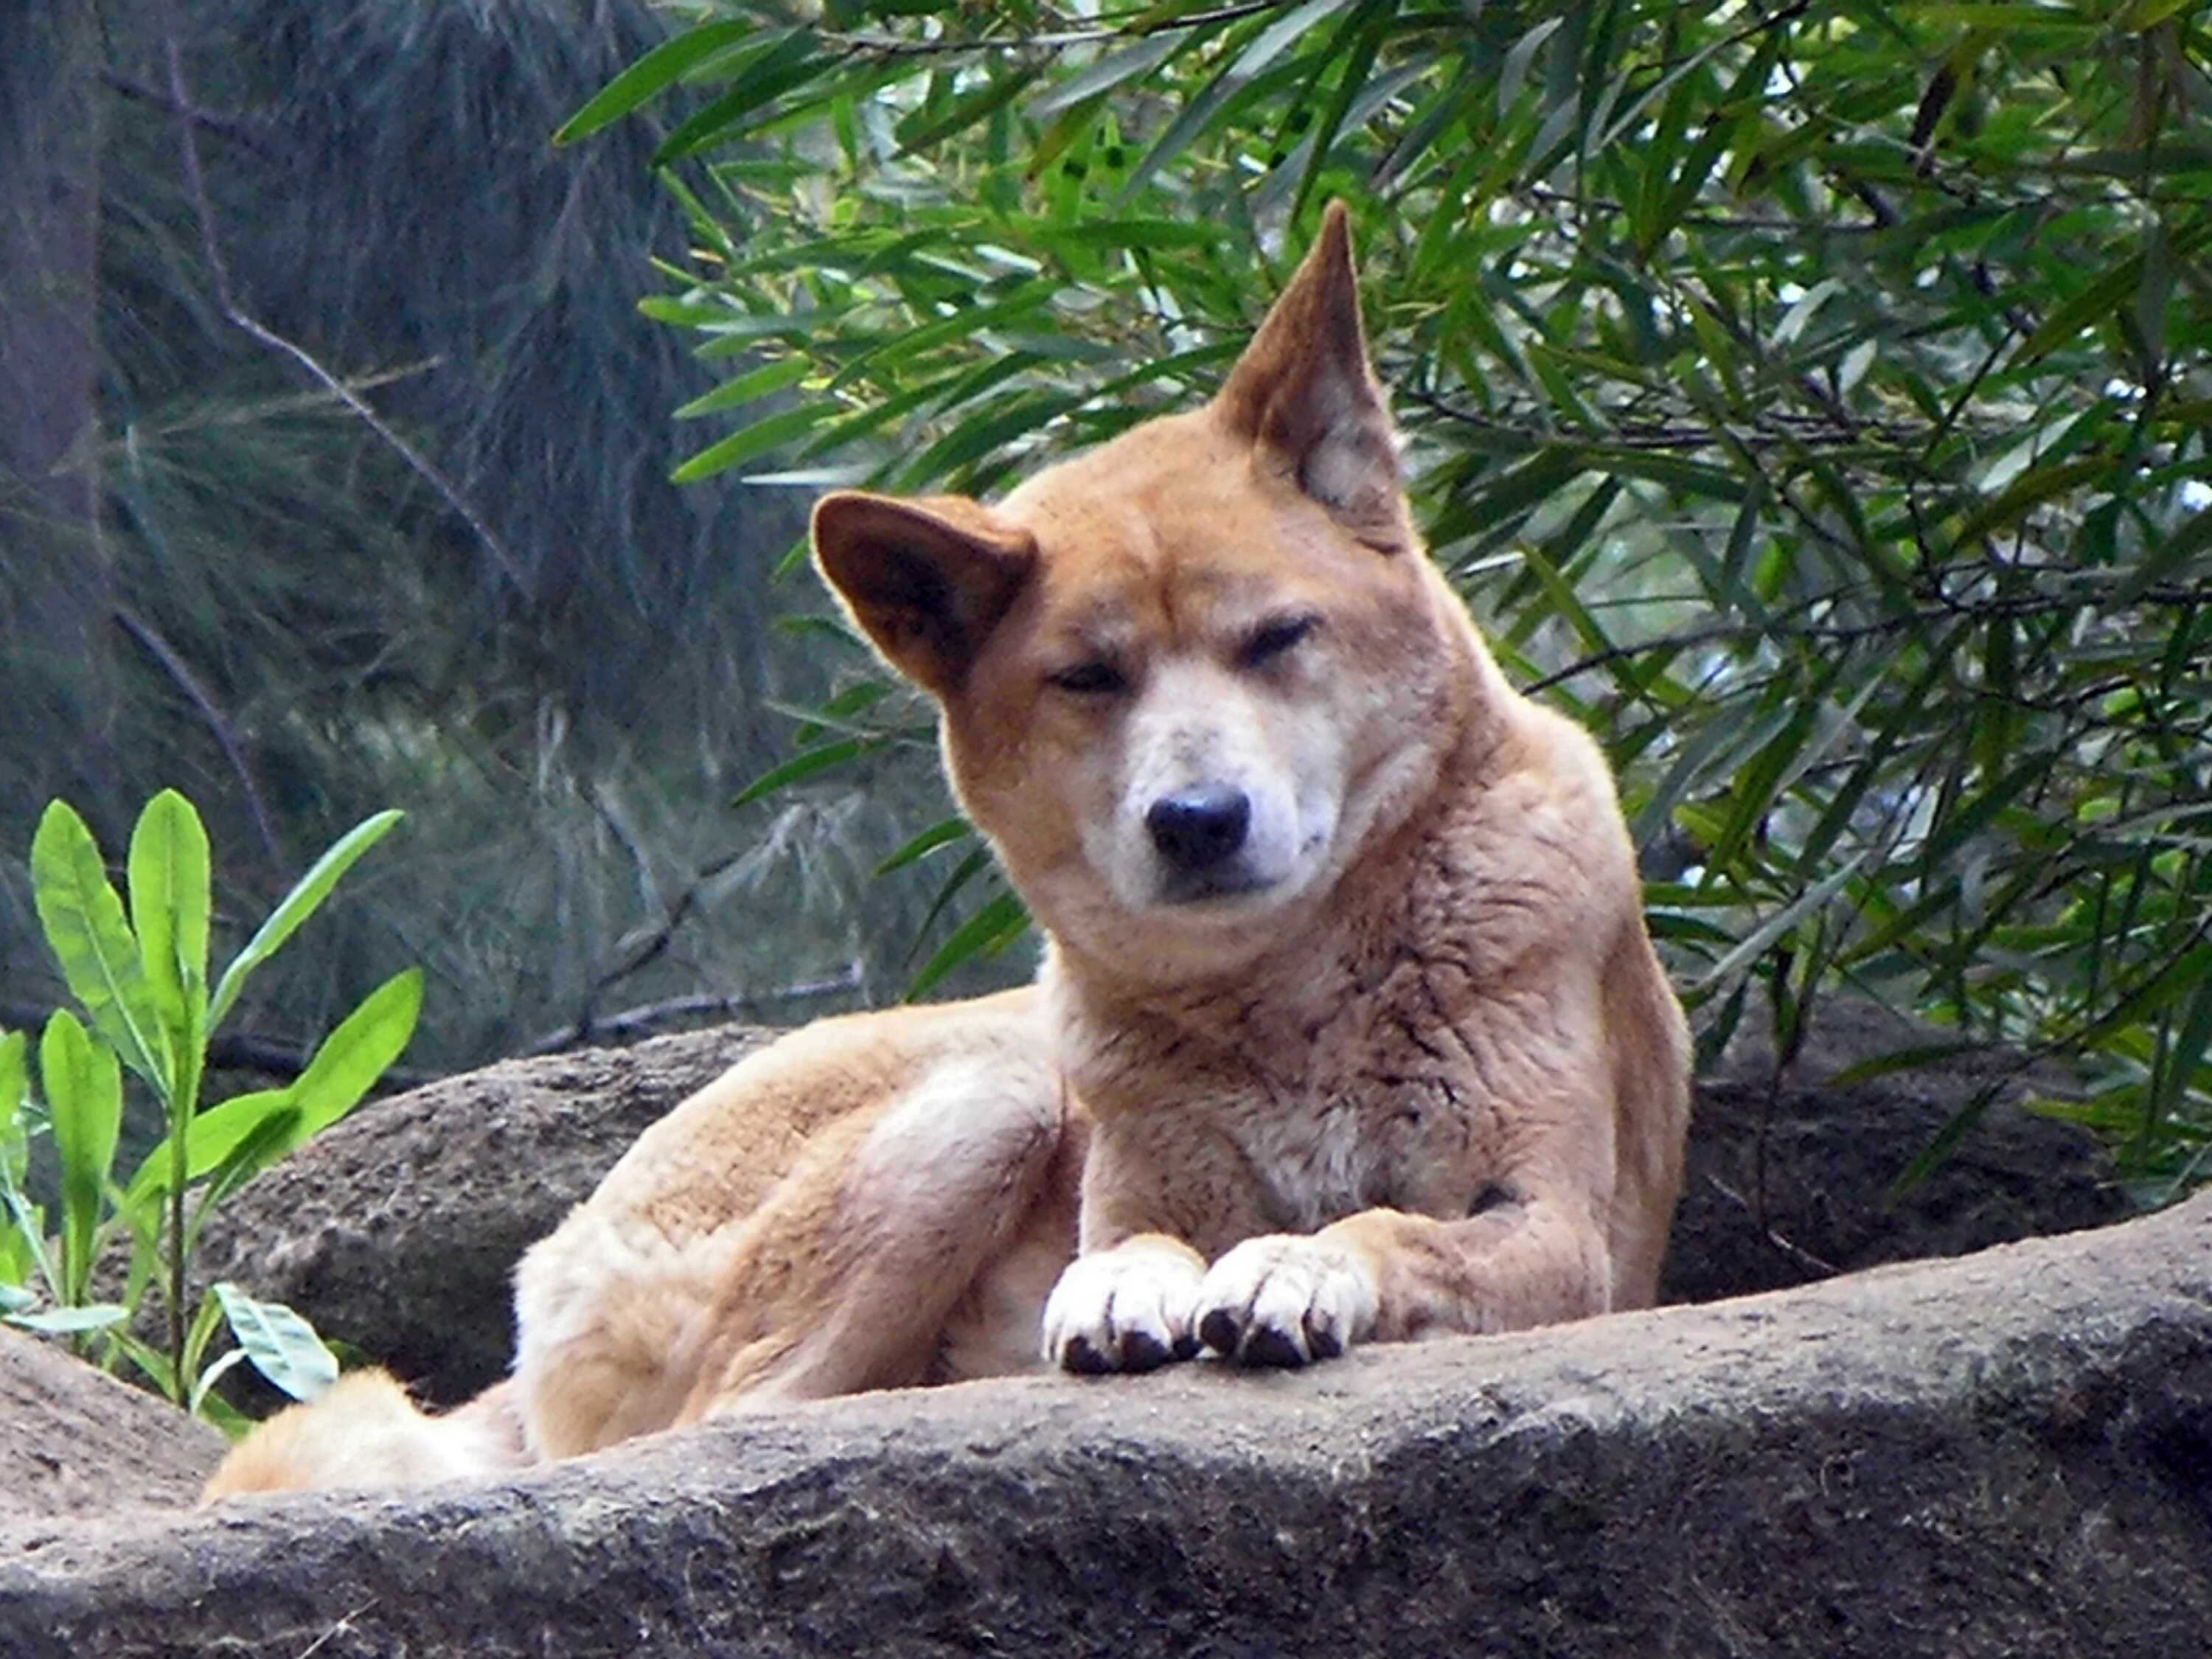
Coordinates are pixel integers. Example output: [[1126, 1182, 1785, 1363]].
[[0, 0, 987, 1119], [4, 0, 2209, 1206]]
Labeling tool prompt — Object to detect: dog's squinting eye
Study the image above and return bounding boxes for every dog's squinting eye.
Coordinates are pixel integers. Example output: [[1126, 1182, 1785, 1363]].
[[1239, 613, 1321, 670], [1046, 661, 1130, 697]]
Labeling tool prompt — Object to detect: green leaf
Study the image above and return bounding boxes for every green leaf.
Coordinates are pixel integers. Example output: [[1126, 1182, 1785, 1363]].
[[128, 788, 212, 1118], [41, 1010, 121, 1307], [672, 404, 832, 484], [733, 737, 877, 809], [253, 969, 420, 1155], [133, 970, 420, 1214], [553, 18, 762, 145], [6, 1303, 128, 1336], [209, 810, 403, 1030], [1029, 32, 1186, 120], [874, 817, 975, 877], [906, 888, 1032, 1001], [31, 801, 170, 1093], [213, 1282, 339, 1404], [0, 1029, 25, 1178]]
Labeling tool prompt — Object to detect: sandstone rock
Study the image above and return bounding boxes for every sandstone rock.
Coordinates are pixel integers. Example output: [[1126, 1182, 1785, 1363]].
[[0, 1328, 223, 1521], [195, 998, 2122, 1406], [190, 1023, 771, 1403], [4, 1193, 2208, 1658]]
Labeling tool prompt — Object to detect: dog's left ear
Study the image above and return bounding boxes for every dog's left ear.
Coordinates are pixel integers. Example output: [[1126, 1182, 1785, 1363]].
[[1212, 201, 1412, 553]]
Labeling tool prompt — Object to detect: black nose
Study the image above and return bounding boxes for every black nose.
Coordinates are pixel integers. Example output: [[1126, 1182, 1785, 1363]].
[[1146, 785, 1251, 872]]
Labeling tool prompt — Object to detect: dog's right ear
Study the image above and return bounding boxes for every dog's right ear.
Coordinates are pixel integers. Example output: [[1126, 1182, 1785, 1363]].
[[811, 491, 1037, 698]]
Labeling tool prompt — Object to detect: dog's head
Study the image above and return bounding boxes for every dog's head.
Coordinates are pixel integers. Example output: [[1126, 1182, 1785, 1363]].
[[812, 205, 1472, 981]]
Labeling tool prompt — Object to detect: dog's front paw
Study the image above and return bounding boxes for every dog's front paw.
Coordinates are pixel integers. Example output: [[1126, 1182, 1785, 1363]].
[[1042, 1237, 1207, 1374], [1194, 1234, 1377, 1367]]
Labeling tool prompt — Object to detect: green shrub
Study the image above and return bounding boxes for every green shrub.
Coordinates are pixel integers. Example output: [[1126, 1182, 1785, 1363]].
[[0, 790, 418, 1419]]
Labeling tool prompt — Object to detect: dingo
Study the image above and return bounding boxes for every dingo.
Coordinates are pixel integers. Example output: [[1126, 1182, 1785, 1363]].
[[205, 205, 1688, 1498]]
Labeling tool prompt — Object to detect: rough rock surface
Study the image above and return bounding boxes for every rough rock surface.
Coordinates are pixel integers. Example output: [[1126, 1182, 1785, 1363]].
[[4, 1195, 2208, 1658], [195, 997, 2124, 1405], [0, 1329, 224, 1520], [190, 1023, 771, 1402]]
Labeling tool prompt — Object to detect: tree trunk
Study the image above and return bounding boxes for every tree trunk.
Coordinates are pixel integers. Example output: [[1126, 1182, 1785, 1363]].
[[0, 2, 114, 807]]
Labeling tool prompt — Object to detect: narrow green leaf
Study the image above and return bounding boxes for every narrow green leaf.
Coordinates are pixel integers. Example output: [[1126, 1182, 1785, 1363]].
[[187, 1106, 304, 1258], [673, 355, 813, 420], [271, 970, 420, 1147], [905, 888, 1032, 1001], [732, 737, 875, 809], [126, 1088, 289, 1207], [1697, 858, 1869, 989], [209, 810, 403, 1030], [672, 404, 831, 484], [6, 1303, 128, 1335], [1029, 32, 1185, 119], [553, 18, 761, 145], [874, 817, 975, 877], [650, 33, 827, 167], [0, 1029, 24, 1177]]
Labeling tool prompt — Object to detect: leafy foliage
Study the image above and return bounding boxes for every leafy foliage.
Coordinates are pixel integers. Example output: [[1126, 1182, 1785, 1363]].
[[611, 0, 2212, 1200], [1, 790, 411, 1419], [1, 0, 965, 1092]]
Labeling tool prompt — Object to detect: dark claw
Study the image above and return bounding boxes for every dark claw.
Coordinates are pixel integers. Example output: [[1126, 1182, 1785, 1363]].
[[1062, 1334, 1117, 1375], [1306, 1323, 1343, 1361], [1119, 1329, 1174, 1373], [1197, 1307, 1242, 1356], [1172, 1330, 1203, 1362], [1239, 1326, 1307, 1368]]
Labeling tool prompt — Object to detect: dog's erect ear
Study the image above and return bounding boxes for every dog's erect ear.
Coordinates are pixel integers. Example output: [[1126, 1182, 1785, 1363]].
[[811, 490, 1037, 698], [1212, 201, 1411, 552]]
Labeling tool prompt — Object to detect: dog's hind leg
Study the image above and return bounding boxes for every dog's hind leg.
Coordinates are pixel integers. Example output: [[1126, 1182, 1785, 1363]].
[[672, 1045, 1077, 1422]]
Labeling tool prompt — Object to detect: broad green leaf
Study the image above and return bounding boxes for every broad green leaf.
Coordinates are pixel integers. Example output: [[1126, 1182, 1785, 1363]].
[[127, 788, 212, 1118], [187, 1105, 305, 1258], [0, 1029, 24, 1178], [134, 971, 420, 1211], [41, 1010, 121, 1306], [213, 1282, 339, 1403], [31, 801, 170, 1092], [260, 970, 420, 1152], [209, 810, 403, 1030]]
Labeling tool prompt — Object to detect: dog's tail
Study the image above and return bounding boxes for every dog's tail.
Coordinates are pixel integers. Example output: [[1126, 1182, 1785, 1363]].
[[200, 1368, 532, 1502]]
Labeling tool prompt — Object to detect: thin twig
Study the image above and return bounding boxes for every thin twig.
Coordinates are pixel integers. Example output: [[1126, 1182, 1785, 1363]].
[[152, 4, 529, 595], [524, 970, 863, 1057], [113, 603, 282, 871]]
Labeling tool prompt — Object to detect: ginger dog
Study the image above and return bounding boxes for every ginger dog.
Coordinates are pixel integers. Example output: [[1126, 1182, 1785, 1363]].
[[206, 204, 1688, 1498]]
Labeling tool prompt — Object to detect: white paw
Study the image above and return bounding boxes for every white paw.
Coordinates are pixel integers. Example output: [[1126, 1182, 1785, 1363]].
[[1194, 1234, 1377, 1367], [1041, 1239, 1206, 1374]]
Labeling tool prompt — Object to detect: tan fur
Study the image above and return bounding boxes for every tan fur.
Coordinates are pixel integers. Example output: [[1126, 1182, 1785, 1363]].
[[203, 204, 1688, 1500]]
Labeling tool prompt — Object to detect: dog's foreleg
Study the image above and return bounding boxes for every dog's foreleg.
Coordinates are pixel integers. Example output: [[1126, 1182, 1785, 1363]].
[[1195, 1196, 1613, 1363], [676, 1048, 1071, 1420]]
